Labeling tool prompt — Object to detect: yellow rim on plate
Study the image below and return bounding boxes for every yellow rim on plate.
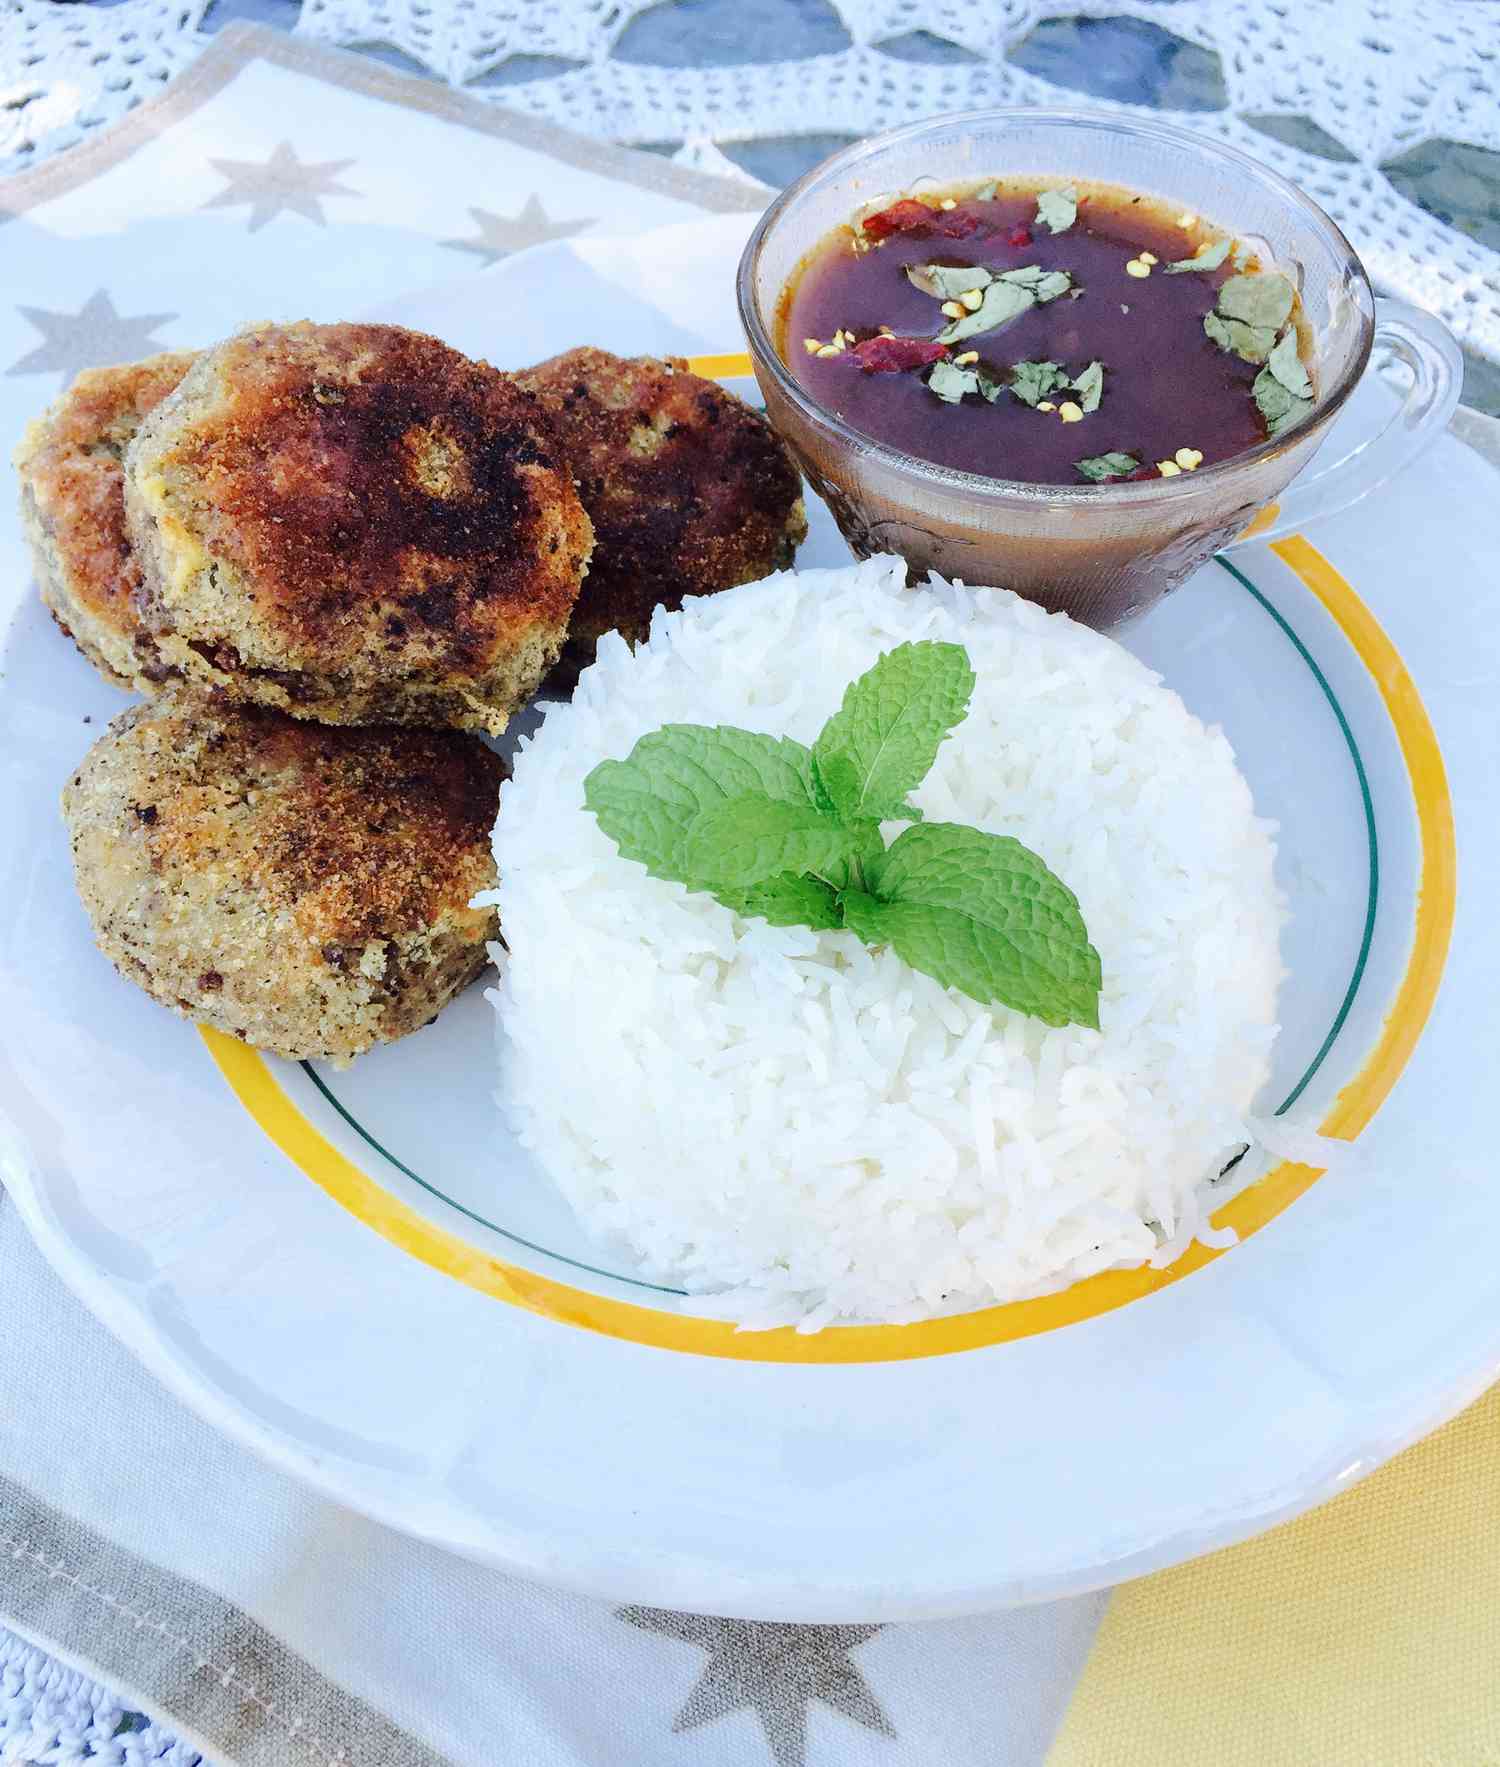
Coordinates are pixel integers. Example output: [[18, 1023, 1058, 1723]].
[[202, 523, 1455, 1364]]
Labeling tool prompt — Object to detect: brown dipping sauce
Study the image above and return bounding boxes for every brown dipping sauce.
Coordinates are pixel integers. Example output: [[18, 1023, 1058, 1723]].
[[778, 181, 1296, 488]]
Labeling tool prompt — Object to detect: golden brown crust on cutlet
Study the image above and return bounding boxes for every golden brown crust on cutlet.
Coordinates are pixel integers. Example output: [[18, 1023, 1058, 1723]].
[[14, 352, 197, 690], [62, 692, 504, 1062], [125, 323, 593, 732], [515, 347, 806, 667], [134, 704, 502, 948]]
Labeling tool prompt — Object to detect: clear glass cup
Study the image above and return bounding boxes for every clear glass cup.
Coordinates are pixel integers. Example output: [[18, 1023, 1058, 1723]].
[[737, 109, 1462, 628]]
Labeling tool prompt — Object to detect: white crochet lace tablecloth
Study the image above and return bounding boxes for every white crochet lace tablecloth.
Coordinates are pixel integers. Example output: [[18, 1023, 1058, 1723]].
[[4, 0, 1500, 401], [1, 1633, 203, 1767]]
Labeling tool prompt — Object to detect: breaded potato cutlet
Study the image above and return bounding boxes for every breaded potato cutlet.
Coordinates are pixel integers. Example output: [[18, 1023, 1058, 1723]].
[[515, 348, 806, 671], [15, 352, 197, 692], [63, 693, 504, 1064], [124, 322, 593, 734]]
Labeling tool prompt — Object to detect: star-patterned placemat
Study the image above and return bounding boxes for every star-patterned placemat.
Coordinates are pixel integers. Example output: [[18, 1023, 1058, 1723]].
[[7, 288, 179, 381], [619, 1612, 895, 1767], [0, 21, 760, 391], [203, 139, 361, 234]]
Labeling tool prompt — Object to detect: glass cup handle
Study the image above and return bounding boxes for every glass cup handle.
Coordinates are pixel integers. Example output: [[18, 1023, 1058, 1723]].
[[1225, 297, 1463, 548]]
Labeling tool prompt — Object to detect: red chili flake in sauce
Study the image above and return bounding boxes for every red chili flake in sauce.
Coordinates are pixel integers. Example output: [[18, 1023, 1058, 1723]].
[[860, 198, 979, 241], [859, 198, 937, 240], [852, 335, 949, 373]]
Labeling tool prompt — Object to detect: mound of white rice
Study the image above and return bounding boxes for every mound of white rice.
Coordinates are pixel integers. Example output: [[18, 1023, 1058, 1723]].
[[485, 558, 1283, 1330]]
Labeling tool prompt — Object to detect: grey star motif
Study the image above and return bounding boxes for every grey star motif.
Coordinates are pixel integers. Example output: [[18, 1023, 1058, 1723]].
[[7, 290, 178, 380], [204, 141, 359, 233], [619, 1607, 894, 1767], [441, 196, 594, 265]]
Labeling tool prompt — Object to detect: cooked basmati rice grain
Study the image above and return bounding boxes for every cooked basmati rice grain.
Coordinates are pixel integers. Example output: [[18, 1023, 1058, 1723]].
[[482, 556, 1283, 1329]]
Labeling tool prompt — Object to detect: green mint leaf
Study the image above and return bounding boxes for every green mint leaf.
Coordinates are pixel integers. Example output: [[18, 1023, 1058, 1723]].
[[1072, 359, 1104, 412], [1216, 271, 1295, 332], [812, 640, 974, 826], [926, 360, 981, 403], [585, 659, 1100, 1029], [584, 725, 816, 882], [936, 267, 1073, 343], [936, 278, 1033, 344], [997, 265, 1073, 301], [1252, 362, 1313, 438], [682, 796, 879, 891], [1035, 185, 1078, 234], [1007, 359, 1069, 406], [925, 362, 1003, 409], [714, 872, 842, 930], [1203, 310, 1277, 363], [839, 888, 892, 945], [1074, 451, 1139, 482], [1264, 326, 1312, 399], [1164, 237, 1232, 274], [907, 263, 993, 300], [862, 822, 1102, 1028], [928, 360, 1011, 406]]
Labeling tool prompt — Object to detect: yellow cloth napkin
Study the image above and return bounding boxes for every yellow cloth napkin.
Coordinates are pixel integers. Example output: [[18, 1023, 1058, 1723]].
[[1049, 1382, 1500, 1763]]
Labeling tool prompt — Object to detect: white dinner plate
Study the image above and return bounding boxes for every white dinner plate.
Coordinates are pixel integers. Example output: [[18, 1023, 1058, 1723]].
[[1, 216, 1496, 1620]]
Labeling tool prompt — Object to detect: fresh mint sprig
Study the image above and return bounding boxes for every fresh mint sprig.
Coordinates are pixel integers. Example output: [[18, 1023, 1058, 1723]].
[[583, 643, 1102, 1029]]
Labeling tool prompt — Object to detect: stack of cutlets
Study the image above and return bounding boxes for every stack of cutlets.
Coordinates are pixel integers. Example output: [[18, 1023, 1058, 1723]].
[[16, 321, 807, 1062]]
